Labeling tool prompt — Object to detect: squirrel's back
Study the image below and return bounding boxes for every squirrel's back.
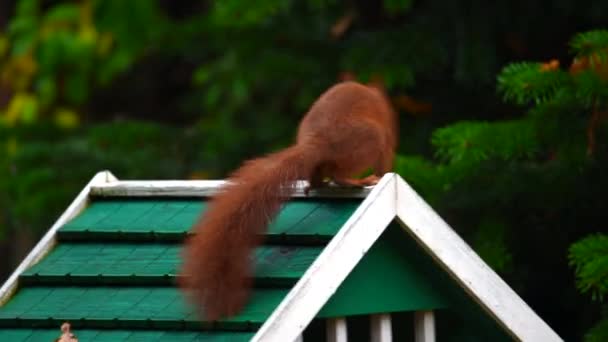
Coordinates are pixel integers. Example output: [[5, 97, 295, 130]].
[[298, 81, 396, 149], [298, 81, 397, 179], [180, 81, 398, 321]]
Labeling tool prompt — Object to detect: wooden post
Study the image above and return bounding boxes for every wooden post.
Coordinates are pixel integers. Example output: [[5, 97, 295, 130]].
[[327, 317, 348, 342], [371, 313, 392, 342], [414, 311, 435, 342]]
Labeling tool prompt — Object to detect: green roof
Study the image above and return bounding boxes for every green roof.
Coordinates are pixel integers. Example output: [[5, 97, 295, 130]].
[[0, 172, 561, 341], [0, 197, 359, 340]]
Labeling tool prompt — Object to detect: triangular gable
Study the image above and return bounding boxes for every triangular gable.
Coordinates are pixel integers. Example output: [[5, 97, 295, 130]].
[[317, 223, 514, 341], [252, 173, 562, 342], [316, 224, 451, 318]]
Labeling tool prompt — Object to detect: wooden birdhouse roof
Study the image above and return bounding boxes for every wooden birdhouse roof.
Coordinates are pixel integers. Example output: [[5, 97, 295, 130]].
[[0, 172, 562, 341]]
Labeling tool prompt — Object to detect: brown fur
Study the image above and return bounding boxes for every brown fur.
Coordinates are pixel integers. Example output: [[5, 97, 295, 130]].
[[179, 81, 398, 321]]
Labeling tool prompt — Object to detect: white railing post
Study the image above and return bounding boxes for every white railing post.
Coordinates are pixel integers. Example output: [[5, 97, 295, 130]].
[[371, 313, 392, 342], [327, 317, 348, 342], [414, 311, 436, 342]]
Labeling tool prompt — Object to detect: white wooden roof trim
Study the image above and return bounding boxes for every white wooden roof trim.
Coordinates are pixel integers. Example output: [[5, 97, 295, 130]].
[[0, 170, 117, 305], [254, 173, 563, 342], [395, 179, 562, 342], [90, 180, 372, 198], [252, 173, 397, 342]]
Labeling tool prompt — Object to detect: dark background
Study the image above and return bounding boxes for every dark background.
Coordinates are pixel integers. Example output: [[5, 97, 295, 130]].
[[1, 1, 608, 340]]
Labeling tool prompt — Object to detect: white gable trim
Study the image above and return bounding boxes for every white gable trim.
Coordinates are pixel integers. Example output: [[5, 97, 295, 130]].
[[395, 178, 562, 341], [252, 173, 398, 342], [0, 170, 117, 305], [253, 173, 563, 342]]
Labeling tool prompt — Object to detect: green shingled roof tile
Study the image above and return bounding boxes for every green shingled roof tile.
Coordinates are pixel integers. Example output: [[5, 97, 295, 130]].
[[267, 200, 359, 236], [60, 199, 359, 237], [22, 243, 323, 283], [60, 200, 202, 233], [0, 287, 287, 324], [1, 196, 362, 339]]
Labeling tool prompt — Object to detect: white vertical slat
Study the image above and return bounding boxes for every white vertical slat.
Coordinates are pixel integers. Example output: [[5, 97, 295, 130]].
[[414, 311, 436, 342], [327, 317, 348, 342], [371, 313, 392, 342]]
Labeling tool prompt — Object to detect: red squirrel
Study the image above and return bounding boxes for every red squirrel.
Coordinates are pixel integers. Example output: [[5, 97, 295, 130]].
[[179, 81, 398, 321]]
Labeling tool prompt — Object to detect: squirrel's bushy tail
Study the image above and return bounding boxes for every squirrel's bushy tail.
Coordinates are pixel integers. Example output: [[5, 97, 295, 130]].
[[179, 142, 323, 321]]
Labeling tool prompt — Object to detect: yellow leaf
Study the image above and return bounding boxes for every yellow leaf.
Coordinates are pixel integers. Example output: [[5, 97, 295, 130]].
[[40, 26, 54, 39], [0, 34, 7, 58], [97, 33, 113, 56], [5, 94, 26, 125], [79, 26, 97, 43], [54, 108, 80, 128], [6, 137, 17, 156], [4, 93, 38, 125], [78, 0, 98, 44], [20, 95, 38, 123]]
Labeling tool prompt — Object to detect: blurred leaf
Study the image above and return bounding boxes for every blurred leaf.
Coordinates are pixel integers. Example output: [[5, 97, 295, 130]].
[[384, 0, 413, 14], [498, 62, 572, 105], [570, 30, 608, 58], [64, 72, 88, 105], [193, 67, 211, 85], [7, 136, 18, 156], [570, 234, 608, 301], [36, 34, 62, 73], [0, 34, 8, 58], [10, 28, 36, 56], [13, 52, 37, 77], [63, 34, 95, 65], [572, 70, 608, 107], [432, 119, 539, 165], [96, 33, 113, 56], [394, 155, 444, 199], [3, 95, 39, 126], [20, 95, 38, 123], [8, 15, 36, 35], [209, 1, 290, 28], [79, 26, 97, 44], [472, 218, 513, 273], [54, 108, 79, 128], [14, 0, 38, 17], [97, 50, 132, 84], [34, 75, 56, 106], [585, 316, 608, 342], [43, 4, 80, 25]]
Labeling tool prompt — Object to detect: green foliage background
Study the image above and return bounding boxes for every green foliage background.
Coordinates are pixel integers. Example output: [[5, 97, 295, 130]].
[[1, 0, 608, 340]]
